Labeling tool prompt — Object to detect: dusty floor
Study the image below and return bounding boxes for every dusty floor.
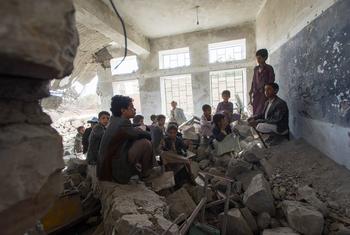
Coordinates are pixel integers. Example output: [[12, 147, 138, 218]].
[[266, 139, 350, 217]]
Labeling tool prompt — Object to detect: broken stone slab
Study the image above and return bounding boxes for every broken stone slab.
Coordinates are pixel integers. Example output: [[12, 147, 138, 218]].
[[0, 0, 79, 79], [243, 174, 275, 216], [282, 200, 324, 235], [297, 185, 328, 216], [190, 161, 200, 178], [236, 170, 263, 191], [184, 184, 215, 204], [0, 123, 64, 235], [226, 158, 252, 179], [240, 207, 258, 233], [262, 227, 300, 235], [166, 187, 196, 220], [214, 154, 232, 167], [66, 158, 87, 176], [199, 159, 210, 170], [115, 214, 178, 235], [257, 212, 271, 230], [149, 171, 175, 192], [259, 158, 274, 179], [240, 143, 265, 163], [220, 208, 253, 235]]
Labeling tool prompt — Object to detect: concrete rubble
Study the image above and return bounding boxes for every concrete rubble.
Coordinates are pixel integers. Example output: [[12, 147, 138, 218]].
[[0, 0, 79, 234]]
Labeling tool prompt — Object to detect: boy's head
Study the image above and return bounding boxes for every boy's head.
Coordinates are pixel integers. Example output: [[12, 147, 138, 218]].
[[133, 115, 144, 125], [110, 95, 136, 119], [77, 126, 85, 134], [167, 124, 178, 140], [150, 114, 157, 123], [213, 113, 228, 129], [98, 111, 110, 126], [202, 104, 212, 117], [157, 114, 166, 126], [256, 49, 268, 65], [221, 90, 231, 102], [171, 101, 177, 109], [264, 82, 279, 99]]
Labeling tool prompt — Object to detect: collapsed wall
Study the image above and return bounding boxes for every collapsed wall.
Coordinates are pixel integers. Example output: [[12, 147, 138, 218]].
[[0, 1, 79, 234]]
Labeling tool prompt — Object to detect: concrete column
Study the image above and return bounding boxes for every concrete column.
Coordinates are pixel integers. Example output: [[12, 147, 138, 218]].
[[0, 1, 79, 235], [97, 63, 114, 112]]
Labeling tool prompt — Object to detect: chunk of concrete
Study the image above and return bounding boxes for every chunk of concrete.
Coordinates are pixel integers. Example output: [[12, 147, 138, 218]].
[[262, 227, 300, 235], [297, 185, 328, 216], [240, 207, 258, 233], [226, 158, 252, 179], [259, 158, 273, 179], [257, 212, 271, 230], [199, 159, 210, 170], [220, 208, 253, 235], [150, 171, 175, 192], [236, 170, 262, 191], [166, 187, 196, 220], [282, 200, 324, 235], [243, 174, 275, 216], [190, 161, 200, 178], [0, 0, 79, 79]]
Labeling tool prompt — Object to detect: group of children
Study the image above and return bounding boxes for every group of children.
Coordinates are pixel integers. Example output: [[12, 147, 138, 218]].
[[73, 48, 288, 186]]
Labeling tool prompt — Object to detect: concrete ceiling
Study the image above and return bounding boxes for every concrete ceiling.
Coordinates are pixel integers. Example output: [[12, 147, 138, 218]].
[[102, 0, 265, 38]]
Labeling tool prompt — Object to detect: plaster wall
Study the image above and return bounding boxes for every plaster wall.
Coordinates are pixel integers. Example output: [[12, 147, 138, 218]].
[[108, 23, 256, 119]]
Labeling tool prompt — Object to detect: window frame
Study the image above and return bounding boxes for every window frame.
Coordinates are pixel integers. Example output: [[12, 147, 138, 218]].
[[208, 39, 246, 63], [159, 47, 190, 69]]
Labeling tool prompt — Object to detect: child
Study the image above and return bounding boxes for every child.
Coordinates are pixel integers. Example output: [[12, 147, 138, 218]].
[[216, 90, 234, 123], [212, 113, 232, 142], [200, 104, 213, 138], [249, 48, 275, 115], [151, 114, 166, 155], [74, 126, 85, 154], [162, 124, 195, 186], [133, 115, 149, 132]]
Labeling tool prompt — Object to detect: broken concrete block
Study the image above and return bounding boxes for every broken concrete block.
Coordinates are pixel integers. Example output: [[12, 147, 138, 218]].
[[199, 159, 210, 170], [166, 187, 196, 220], [184, 184, 214, 204], [69, 173, 83, 186], [236, 170, 262, 191], [262, 227, 300, 235], [257, 212, 271, 230], [282, 200, 324, 235], [297, 185, 328, 216], [0, 0, 79, 79], [234, 123, 252, 138], [220, 208, 253, 235], [214, 154, 232, 167], [243, 174, 275, 216], [240, 207, 258, 233], [150, 171, 175, 192], [226, 158, 252, 179], [259, 158, 273, 179]]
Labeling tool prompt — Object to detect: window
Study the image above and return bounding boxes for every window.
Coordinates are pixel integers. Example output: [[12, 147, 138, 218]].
[[160, 74, 193, 116], [210, 69, 246, 112], [112, 79, 141, 113], [159, 47, 190, 69], [208, 39, 246, 63], [110, 55, 138, 75]]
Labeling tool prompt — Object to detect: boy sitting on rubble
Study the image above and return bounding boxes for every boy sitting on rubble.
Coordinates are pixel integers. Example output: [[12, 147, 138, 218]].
[[161, 124, 195, 186], [151, 114, 166, 156], [74, 126, 85, 154], [211, 113, 241, 156], [98, 95, 159, 184]]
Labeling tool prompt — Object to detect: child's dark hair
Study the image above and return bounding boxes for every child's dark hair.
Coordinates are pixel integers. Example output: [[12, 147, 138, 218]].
[[202, 104, 211, 112], [222, 90, 231, 97], [157, 114, 166, 122], [168, 122, 178, 128], [256, 49, 268, 59], [98, 111, 110, 119], [166, 124, 178, 133], [213, 113, 225, 127], [133, 115, 144, 124], [77, 126, 84, 132], [265, 82, 279, 93], [110, 95, 133, 117], [150, 114, 157, 121]]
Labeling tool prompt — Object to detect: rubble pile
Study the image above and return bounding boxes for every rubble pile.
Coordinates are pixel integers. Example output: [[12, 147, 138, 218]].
[[63, 158, 100, 214], [163, 120, 350, 235]]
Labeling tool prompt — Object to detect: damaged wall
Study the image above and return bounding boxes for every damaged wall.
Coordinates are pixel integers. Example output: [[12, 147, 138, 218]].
[[108, 23, 256, 118], [256, 0, 350, 168]]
